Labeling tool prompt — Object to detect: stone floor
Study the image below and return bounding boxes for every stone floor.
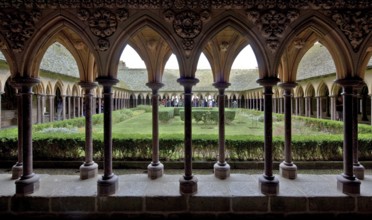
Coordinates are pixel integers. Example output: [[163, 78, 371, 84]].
[[1, 172, 372, 219]]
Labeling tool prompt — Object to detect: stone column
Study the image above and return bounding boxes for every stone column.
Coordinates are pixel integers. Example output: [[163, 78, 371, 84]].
[[361, 93, 368, 121], [213, 82, 231, 179], [335, 78, 361, 195], [61, 95, 66, 120], [11, 85, 23, 179], [79, 82, 99, 180], [279, 83, 297, 179], [68, 96, 72, 119], [96, 77, 119, 196], [146, 82, 164, 179], [72, 96, 76, 118], [41, 94, 45, 123], [256, 77, 279, 195], [330, 96, 336, 120], [49, 95, 54, 122], [352, 87, 364, 179], [36, 94, 41, 123], [316, 96, 321, 118], [81, 96, 84, 117], [98, 97, 102, 114], [177, 77, 199, 195], [77, 97, 81, 117], [14, 77, 40, 195]]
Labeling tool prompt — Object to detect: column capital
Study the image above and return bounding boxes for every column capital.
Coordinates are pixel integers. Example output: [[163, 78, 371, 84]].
[[177, 77, 199, 88], [146, 82, 164, 92], [96, 77, 119, 87], [213, 82, 231, 90], [278, 82, 297, 90], [78, 81, 98, 90], [256, 77, 280, 87], [12, 76, 40, 89], [334, 77, 364, 88]]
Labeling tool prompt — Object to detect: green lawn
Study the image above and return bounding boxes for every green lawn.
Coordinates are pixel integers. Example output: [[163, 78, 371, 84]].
[[96, 108, 329, 137]]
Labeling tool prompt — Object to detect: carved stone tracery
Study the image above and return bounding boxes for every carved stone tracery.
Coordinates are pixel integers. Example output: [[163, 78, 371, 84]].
[[246, 9, 299, 53]]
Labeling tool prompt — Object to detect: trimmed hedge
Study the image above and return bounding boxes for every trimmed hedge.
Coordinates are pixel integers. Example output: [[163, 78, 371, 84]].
[[179, 108, 236, 123]]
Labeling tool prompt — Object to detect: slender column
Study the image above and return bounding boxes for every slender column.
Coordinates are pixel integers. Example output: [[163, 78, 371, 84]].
[[352, 87, 364, 179], [96, 77, 119, 196], [213, 82, 231, 179], [79, 82, 99, 179], [11, 85, 23, 179], [49, 95, 54, 122], [177, 77, 199, 195], [72, 96, 76, 118], [77, 97, 81, 117], [61, 95, 66, 120], [68, 96, 72, 119], [257, 77, 279, 195], [41, 95, 45, 123], [279, 83, 297, 179], [36, 94, 41, 123], [146, 82, 164, 179], [98, 97, 102, 114], [294, 97, 298, 115], [335, 78, 361, 195], [330, 96, 336, 120], [316, 96, 320, 118], [14, 77, 40, 195], [81, 96, 84, 117]]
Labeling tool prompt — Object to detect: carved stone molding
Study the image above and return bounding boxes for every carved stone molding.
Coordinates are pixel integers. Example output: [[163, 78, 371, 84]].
[[0, 10, 41, 52], [326, 10, 371, 52], [246, 9, 299, 53]]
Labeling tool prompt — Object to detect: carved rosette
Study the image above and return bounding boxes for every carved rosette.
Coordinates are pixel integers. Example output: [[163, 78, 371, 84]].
[[246, 9, 299, 53], [78, 8, 128, 51], [327, 10, 371, 52], [173, 10, 202, 51], [0, 10, 40, 52]]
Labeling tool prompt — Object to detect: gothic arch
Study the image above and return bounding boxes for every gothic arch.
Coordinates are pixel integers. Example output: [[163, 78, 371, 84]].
[[109, 15, 180, 79], [278, 13, 354, 80], [304, 83, 315, 97], [317, 81, 329, 97], [21, 14, 97, 80], [54, 80, 64, 96]]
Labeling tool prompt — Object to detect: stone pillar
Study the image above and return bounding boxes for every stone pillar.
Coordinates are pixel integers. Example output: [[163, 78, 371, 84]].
[[68, 96, 72, 119], [177, 77, 199, 195], [146, 82, 164, 179], [49, 95, 54, 122], [36, 94, 41, 123], [213, 82, 231, 179], [335, 78, 361, 195], [279, 83, 297, 179], [96, 77, 119, 196], [352, 87, 364, 179], [61, 95, 66, 120], [81, 96, 84, 117], [256, 77, 279, 195], [72, 96, 76, 118], [316, 96, 321, 118], [77, 97, 81, 117], [79, 82, 99, 180], [14, 77, 40, 195], [330, 96, 336, 120], [361, 93, 369, 121], [41, 94, 45, 123], [11, 86, 23, 179], [98, 97, 102, 114]]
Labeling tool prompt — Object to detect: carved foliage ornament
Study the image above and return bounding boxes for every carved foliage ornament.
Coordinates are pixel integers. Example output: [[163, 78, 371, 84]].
[[77, 8, 128, 51], [246, 9, 299, 53], [0, 10, 41, 52], [328, 10, 371, 51]]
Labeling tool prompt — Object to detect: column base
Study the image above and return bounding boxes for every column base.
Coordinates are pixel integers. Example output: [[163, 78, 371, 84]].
[[337, 175, 360, 195], [97, 174, 119, 196], [214, 162, 230, 179], [79, 162, 98, 180], [353, 164, 365, 180], [15, 173, 40, 195], [259, 175, 279, 195], [147, 162, 164, 179], [279, 162, 297, 179], [11, 164, 23, 180], [179, 176, 198, 195]]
